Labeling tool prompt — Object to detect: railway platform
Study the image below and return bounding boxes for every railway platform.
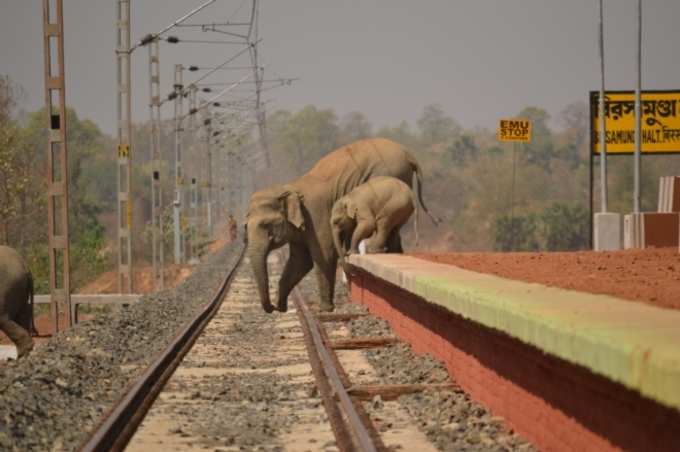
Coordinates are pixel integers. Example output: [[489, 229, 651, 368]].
[[347, 254, 680, 452]]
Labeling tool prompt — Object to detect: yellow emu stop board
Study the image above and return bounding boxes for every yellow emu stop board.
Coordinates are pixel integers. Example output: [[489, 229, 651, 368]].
[[590, 91, 680, 154], [497, 119, 532, 142]]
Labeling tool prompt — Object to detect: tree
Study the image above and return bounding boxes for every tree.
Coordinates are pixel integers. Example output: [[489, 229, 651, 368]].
[[376, 120, 417, 149], [540, 202, 589, 251], [558, 101, 588, 168], [277, 105, 339, 174], [517, 106, 555, 170], [416, 103, 461, 146], [339, 111, 372, 144], [494, 213, 540, 252], [446, 133, 478, 165]]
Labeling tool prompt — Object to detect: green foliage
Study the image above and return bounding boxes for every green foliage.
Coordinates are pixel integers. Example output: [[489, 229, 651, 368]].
[[540, 202, 589, 251], [417, 103, 461, 146], [494, 214, 540, 252], [277, 105, 339, 174], [0, 77, 112, 290]]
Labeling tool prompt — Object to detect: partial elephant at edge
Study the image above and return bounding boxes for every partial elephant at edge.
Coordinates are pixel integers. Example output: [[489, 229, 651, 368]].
[[0, 245, 35, 359]]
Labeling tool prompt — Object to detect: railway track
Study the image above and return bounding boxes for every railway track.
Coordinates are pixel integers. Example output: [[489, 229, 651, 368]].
[[75, 247, 528, 451], [75, 249, 442, 451]]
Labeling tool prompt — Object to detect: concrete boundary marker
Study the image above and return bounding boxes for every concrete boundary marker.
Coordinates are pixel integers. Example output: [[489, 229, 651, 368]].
[[347, 254, 680, 451]]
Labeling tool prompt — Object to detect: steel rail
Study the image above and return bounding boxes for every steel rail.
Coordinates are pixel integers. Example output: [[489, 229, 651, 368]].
[[78, 245, 246, 452], [292, 287, 378, 452]]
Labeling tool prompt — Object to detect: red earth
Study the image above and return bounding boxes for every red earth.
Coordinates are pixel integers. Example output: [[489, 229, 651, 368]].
[[412, 247, 680, 311]]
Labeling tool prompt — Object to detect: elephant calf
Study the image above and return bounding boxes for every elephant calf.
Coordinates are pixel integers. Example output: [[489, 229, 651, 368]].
[[331, 176, 416, 261], [0, 246, 34, 358]]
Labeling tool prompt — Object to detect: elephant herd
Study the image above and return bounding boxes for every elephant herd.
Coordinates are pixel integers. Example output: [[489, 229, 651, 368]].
[[0, 137, 433, 359], [246, 137, 437, 313]]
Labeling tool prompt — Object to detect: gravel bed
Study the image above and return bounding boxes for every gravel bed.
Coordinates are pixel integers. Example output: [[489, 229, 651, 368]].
[[0, 243, 243, 452], [301, 274, 535, 451]]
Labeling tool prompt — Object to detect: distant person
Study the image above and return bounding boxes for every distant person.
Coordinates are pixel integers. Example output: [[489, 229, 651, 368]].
[[228, 214, 238, 242]]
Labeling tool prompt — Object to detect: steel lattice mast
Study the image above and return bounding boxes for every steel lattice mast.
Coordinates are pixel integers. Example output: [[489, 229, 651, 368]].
[[42, 0, 72, 329]]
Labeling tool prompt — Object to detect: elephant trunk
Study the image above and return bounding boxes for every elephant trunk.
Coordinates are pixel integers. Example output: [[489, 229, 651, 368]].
[[247, 229, 275, 313], [332, 225, 346, 264]]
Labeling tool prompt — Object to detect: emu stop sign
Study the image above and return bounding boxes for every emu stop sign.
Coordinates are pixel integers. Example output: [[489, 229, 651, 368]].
[[497, 119, 532, 142]]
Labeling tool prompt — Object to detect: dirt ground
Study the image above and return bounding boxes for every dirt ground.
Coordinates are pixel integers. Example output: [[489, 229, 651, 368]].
[[412, 247, 680, 311]]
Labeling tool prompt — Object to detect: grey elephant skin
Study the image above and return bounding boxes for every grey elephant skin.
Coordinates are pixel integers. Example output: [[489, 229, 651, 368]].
[[0, 245, 34, 358], [246, 137, 434, 313], [331, 176, 417, 263]]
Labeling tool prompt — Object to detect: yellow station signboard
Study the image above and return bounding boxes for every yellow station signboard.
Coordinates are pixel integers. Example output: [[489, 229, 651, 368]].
[[590, 91, 680, 154], [497, 118, 532, 142]]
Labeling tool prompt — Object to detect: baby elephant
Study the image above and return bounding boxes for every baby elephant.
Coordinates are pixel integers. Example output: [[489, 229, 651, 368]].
[[331, 176, 417, 262], [0, 246, 34, 358]]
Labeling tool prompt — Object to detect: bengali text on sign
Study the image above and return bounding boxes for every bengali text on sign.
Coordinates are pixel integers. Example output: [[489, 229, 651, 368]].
[[590, 91, 680, 154]]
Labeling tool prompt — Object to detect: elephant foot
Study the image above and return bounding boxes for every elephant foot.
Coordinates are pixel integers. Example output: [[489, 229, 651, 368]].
[[276, 301, 289, 313], [16, 338, 34, 358], [261, 302, 275, 314]]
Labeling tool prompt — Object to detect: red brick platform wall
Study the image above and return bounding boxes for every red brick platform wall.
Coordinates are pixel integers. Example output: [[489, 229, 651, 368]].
[[349, 268, 680, 452]]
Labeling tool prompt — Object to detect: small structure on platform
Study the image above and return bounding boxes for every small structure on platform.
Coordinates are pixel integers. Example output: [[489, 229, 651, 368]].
[[593, 212, 623, 251], [624, 176, 680, 249]]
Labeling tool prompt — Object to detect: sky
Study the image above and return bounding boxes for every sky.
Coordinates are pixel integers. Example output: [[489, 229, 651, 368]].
[[1, 0, 679, 135]]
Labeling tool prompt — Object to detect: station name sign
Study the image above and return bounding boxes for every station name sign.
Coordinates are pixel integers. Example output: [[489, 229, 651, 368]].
[[497, 118, 532, 142], [590, 90, 680, 155]]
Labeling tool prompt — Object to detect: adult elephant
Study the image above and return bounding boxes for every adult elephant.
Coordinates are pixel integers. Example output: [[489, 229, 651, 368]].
[[246, 137, 436, 313], [0, 246, 35, 358]]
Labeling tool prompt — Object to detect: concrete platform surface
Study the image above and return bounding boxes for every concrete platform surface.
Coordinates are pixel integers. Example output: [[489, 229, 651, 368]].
[[348, 254, 680, 411]]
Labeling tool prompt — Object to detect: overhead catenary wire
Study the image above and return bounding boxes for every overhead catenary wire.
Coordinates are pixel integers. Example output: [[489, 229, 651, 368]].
[[133, 0, 218, 51], [182, 70, 259, 121]]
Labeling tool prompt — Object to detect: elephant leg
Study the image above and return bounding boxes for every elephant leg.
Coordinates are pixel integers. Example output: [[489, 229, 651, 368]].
[[0, 316, 33, 358], [314, 261, 337, 312], [277, 244, 313, 313], [365, 221, 391, 253], [386, 229, 403, 253], [349, 219, 375, 254]]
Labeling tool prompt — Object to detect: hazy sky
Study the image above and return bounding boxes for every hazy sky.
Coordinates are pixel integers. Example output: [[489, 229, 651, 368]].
[[1, 1, 679, 134]]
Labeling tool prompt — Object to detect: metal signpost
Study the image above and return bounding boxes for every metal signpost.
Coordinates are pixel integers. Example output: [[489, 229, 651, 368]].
[[116, 0, 133, 293], [148, 37, 164, 289], [634, 0, 642, 213], [497, 119, 533, 251], [598, 0, 608, 213], [42, 0, 72, 330]]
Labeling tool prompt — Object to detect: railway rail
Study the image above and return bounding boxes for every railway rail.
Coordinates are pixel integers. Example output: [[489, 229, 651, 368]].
[[71, 246, 527, 452], [75, 251, 427, 451], [78, 246, 247, 452]]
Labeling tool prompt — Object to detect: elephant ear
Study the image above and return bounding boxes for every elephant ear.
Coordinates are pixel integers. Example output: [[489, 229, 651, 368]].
[[279, 190, 305, 230]]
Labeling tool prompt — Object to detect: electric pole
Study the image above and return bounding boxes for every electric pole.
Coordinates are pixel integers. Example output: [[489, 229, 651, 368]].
[[148, 37, 164, 289], [204, 111, 214, 240], [116, 0, 133, 293], [173, 64, 185, 264], [42, 0, 72, 330]]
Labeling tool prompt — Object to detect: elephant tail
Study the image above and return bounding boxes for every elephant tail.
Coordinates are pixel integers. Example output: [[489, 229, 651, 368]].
[[406, 151, 440, 226], [28, 272, 36, 336], [413, 190, 420, 247]]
